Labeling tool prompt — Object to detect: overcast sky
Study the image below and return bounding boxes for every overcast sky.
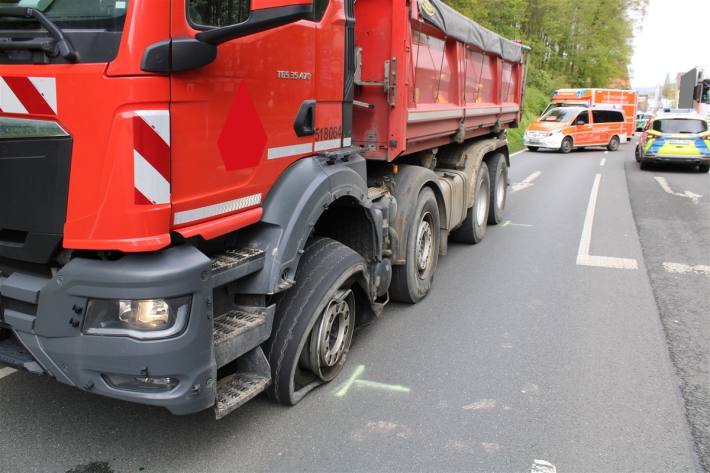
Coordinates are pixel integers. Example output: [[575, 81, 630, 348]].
[[630, 0, 708, 88]]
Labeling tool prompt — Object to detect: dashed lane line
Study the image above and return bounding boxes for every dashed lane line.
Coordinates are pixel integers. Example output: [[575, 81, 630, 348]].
[[663, 262, 710, 275], [0, 367, 17, 380], [576, 174, 639, 270], [600, 158, 606, 166], [511, 171, 542, 193]]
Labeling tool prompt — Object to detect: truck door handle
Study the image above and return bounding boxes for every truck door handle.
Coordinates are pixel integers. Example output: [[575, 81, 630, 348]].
[[294, 100, 316, 137]]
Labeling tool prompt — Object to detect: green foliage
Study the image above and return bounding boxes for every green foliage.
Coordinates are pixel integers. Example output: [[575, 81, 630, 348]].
[[508, 86, 548, 151], [443, 0, 647, 150]]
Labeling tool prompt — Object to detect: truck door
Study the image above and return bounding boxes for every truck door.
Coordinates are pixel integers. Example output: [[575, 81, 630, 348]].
[[168, 1, 317, 232]]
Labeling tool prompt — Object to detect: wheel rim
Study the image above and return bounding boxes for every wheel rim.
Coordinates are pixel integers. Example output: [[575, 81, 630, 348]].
[[495, 169, 505, 209], [476, 175, 490, 225], [415, 212, 434, 279], [563, 139, 571, 152], [307, 288, 355, 382]]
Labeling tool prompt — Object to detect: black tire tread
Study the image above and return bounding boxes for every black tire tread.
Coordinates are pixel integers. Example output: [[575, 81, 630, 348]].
[[266, 237, 363, 405]]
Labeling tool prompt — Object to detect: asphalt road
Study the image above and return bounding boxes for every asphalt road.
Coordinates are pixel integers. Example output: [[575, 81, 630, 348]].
[[0, 141, 708, 473]]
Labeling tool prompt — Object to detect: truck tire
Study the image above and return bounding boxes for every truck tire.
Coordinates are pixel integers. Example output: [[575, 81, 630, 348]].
[[487, 153, 507, 224], [607, 135, 620, 151], [265, 237, 364, 405], [390, 187, 440, 304], [560, 137, 573, 154], [452, 162, 490, 244]]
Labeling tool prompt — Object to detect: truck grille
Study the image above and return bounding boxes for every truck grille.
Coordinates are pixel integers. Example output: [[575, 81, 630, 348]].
[[0, 133, 73, 263]]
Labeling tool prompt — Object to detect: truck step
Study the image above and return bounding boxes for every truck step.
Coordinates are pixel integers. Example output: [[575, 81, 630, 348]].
[[215, 372, 270, 419], [0, 335, 44, 374], [213, 305, 274, 367], [210, 248, 265, 288]]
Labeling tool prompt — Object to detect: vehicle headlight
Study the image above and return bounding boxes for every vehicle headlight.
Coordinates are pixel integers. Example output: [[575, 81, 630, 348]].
[[83, 296, 191, 339], [547, 129, 562, 136]]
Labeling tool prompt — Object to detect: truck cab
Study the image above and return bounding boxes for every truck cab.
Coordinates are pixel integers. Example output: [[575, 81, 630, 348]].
[[0, 0, 526, 418]]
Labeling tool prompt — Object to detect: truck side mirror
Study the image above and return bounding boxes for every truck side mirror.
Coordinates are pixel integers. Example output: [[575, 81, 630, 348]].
[[142, 1, 314, 73], [142, 38, 217, 73], [196, 1, 314, 46]]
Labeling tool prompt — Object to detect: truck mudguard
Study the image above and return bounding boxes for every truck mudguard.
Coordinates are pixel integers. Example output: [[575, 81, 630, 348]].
[[234, 153, 373, 295], [390, 164, 446, 266]]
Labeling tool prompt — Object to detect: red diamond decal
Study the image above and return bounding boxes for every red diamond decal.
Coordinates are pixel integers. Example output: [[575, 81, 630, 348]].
[[218, 81, 267, 171]]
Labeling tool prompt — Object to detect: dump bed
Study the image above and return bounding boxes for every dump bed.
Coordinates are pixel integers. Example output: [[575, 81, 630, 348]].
[[353, 0, 527, 161]]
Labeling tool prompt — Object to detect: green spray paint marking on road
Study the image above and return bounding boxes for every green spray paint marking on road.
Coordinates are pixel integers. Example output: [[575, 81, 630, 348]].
[[334, 365, 365, 397], [334, 365, 411, 397], [354, 379, 411, 393]]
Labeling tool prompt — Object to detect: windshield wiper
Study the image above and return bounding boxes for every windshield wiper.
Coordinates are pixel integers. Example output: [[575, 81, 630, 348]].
[[0, 7, 78, 61]]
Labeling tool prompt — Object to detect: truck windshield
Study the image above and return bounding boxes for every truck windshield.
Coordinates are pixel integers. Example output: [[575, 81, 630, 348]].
[[0, 0, 129, 31], [653, 119, 707, 134], [540, 108, 578, 123]]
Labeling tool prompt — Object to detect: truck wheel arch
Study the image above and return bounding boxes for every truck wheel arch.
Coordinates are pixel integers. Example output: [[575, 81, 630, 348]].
[[232, 154, 376, 296]]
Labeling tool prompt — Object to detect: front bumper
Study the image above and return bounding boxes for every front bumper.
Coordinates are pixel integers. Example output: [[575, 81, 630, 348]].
[[524, 133, 564, 149], [0, 245, 216, 415]]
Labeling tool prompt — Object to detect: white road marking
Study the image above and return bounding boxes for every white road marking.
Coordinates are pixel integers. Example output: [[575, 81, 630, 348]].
[[663, 262, 710, 275], [604, 150, 609, 155], [501, 220, 533, 227], [531, 459, 557, 473], [0, 367, 17, 380], [576, 174, 638, 270], [510, 150, 526, 158], [462, 399, 497, 411], [654, 176, 703, 204], [600, 158, 606, 166], [512, 171, 542, 192]]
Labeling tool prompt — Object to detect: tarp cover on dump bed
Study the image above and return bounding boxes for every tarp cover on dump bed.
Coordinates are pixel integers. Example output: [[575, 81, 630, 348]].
[[418, 0, 526, 63]]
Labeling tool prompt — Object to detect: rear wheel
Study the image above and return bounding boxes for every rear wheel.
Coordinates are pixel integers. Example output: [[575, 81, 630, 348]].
[[560, 137, 573, 154], [635, 146, 642, 162], [266, 238, 364, 405], [452, 162, 490, 244], [527, 146, 539, 152], [390, 187, 441, 304], [607, 135, 620, 152], [487, 153, 507, 224], [699, 163, 709, 173]]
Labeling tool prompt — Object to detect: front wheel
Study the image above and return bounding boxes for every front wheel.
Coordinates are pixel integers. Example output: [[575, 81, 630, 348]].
[[390, 187, 441, 304], [607, 135, 620, 151], [560, 137, 573, 154], [487, 153, 507, 224], [265, 237, 364, 405], [452, 162, 490, 244]]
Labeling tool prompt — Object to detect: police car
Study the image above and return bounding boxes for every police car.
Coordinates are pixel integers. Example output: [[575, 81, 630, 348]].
[[636, 112, 710, 172]]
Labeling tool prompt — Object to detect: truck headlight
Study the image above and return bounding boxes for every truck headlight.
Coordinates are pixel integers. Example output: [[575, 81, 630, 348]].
[[83, 297, 191, 339], [547, 129, 562, 136]]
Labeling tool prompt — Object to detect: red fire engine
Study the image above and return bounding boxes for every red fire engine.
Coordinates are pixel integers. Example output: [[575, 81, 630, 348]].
[[0, 0, 527, 418]]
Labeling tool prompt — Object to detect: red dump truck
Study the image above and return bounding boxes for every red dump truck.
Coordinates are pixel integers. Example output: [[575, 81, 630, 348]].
[[0, 0, 527, 418]]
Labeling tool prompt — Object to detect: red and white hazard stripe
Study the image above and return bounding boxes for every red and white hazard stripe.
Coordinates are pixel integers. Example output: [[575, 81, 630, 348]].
[[133, 110, 171, 205], [0, 76, 57, 115]]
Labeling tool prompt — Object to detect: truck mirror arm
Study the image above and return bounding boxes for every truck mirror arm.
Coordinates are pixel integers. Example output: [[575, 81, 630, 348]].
[[195, 4, 313, 46]]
